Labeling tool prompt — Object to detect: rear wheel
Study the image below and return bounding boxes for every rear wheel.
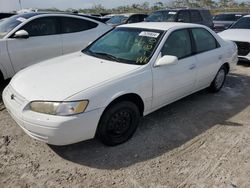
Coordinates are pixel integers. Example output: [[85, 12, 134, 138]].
[[209, 65, 227, 92], [96, 101, 140, 146]]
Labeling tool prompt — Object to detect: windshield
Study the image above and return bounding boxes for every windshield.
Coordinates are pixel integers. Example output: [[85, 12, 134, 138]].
[[146, 11, 176, 22], [0, 15, 24, 39], [83, 28, 163, 65], [214, 14, 243, 21], [231, 17, 250, 29], [106, 15, 129, 25]]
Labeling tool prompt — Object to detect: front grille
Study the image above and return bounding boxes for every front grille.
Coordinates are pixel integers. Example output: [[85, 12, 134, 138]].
[[234, 41, 250, 56]]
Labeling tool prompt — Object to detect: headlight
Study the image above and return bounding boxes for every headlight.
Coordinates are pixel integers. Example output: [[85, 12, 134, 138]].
[[29, 100, 89, 116]]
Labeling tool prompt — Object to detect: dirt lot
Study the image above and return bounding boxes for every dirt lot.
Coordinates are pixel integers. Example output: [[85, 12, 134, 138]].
[[0, 62, 250, 188]]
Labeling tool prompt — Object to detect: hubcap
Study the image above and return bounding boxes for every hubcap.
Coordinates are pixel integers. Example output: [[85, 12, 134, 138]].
[[215, 69, 225, 89], [107, 109, 132, 137]]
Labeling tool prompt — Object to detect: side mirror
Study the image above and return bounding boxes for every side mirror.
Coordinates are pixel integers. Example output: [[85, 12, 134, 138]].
[[14, 30, 29, 39], [155, 55, 178, 67]]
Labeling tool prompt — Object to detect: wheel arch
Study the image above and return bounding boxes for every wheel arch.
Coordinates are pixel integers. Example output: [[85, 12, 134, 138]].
[[102, 93, 145, 117], [95, 93, 145, 139], [222, 62, 230, 74]]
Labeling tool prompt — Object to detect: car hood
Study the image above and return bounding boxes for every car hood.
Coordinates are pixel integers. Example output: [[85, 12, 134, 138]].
[[218, 29, 250, 42], [10, 52, 140, 101]]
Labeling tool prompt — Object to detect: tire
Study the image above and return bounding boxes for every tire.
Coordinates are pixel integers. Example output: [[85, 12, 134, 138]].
[[209, 65, 227, 93], [0, 71, 4, 87], [96, 101, 140, 146]]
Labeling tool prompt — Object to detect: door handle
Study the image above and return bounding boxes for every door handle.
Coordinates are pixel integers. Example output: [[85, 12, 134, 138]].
[[189, 64, 196, 70]]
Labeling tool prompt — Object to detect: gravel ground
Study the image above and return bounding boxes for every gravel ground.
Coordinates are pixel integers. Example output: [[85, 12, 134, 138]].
[[0, 62, 250, 188]]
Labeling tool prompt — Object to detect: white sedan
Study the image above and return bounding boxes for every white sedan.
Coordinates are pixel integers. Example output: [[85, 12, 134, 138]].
[[219, 15, 250, 61], [3, 22, 238, 146], [0, 13, 112, 80]]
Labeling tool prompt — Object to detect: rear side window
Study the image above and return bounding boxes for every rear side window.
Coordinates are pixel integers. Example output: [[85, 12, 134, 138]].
[[139, 15, 148, 21], [191, 11, 202, 22], [161, 29, 192, 59], [201, 10, 212, 20], [191, 28, 218, 53], [127, 15, 140, 23], [61, 17, 98, 34], [22, 17, 59, 37], [177, 11, 191, 23]]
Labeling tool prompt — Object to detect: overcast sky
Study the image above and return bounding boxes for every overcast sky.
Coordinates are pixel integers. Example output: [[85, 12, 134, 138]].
[[0, 0, 246, 12], [0, 0, 159, 12]]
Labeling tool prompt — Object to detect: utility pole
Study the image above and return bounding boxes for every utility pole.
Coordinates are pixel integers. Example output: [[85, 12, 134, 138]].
[[19, 0, 23, 10]]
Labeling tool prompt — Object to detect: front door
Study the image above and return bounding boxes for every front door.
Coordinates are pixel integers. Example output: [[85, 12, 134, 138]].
[[152, 29, 197, 109], [7, 16, 62, 73]]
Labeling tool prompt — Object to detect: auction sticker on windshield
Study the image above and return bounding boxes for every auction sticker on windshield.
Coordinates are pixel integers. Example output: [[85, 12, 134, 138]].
[[139, 31, 160, 38]]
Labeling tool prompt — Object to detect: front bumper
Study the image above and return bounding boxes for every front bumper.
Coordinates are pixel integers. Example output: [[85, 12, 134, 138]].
[[3, 85, 104, 145]]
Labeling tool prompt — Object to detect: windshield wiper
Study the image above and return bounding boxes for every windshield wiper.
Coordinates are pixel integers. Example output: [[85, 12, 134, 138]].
[[85, 50, 121, 62], [89, 51, 121, 62]]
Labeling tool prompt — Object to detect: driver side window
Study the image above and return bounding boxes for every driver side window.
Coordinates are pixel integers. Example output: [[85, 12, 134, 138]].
[[21, 17, 59, 37], [161, 29, 192, 59]]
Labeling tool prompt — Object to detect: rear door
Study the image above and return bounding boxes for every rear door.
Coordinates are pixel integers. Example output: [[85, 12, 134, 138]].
[[6, 16, 62, 73], [191, 28, 222, 90], [60, 16, 106, 54]]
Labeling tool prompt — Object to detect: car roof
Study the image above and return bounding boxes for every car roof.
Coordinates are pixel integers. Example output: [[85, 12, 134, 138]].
[[16, 12, 100, 19], [155, 8, 209, 12], [118, 22, 202, 31], [216, 12, 248, 15], [243, 15, 250, 17]]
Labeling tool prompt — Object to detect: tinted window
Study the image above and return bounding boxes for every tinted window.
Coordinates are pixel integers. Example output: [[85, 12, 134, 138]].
[[201, 10, 212, 20], [106, 16, 129, 25], [22, 17, 59, 37], [128, 15, 147, 23], [231, 17, 250, 29], [177, 11, 191, 22], [214, 14, 243, 21], [127, 15, 140, 23], [146, 11, 176, 22], [0, 13, 15, 19], [139, 15, 148, 21], [191, 11, 202, 22], [61, 17, 98, 34], [161, 29, 192, 59], [191, 28, 218, 53]]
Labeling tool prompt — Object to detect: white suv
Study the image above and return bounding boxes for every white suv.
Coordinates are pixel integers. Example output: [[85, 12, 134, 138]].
[[0, 13, 112, 81]]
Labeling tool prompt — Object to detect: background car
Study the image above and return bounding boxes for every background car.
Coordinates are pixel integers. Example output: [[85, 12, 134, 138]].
[[145, 8, 213, 28], [3, 22, 237, 146], [213, 12, 247, 32], [106, 13, 148, 27], [218, 15, 250, 62], [0, 12, 16, 20], [0, 12, 112, 81]]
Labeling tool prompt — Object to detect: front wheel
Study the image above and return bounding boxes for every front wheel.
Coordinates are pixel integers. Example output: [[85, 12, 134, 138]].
[[96, 101, 140, 146], [209, 66, 227, 93]]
